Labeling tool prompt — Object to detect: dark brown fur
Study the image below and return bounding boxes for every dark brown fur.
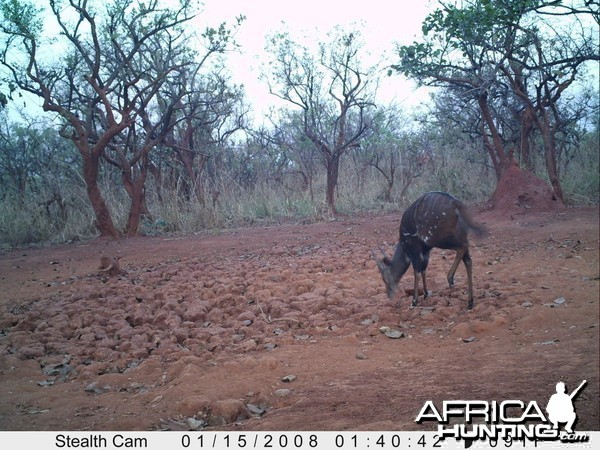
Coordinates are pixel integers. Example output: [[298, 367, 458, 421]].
[[374, 192, 486, 309]]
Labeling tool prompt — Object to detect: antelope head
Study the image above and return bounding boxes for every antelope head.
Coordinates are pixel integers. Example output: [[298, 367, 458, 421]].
[[372, 248, 399, 299]]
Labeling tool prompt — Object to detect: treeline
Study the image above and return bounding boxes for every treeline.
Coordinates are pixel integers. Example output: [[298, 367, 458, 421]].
[[0, 0, 598, 246]]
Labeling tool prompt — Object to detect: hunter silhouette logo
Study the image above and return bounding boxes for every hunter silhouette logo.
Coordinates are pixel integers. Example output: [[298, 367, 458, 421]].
[[546, 380, 586, 434], [416, 379, 590, 445]]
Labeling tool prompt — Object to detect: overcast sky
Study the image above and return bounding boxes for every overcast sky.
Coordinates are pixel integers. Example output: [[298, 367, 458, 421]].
[[197, 0, 435, 121], [4, 0, 435, 123]]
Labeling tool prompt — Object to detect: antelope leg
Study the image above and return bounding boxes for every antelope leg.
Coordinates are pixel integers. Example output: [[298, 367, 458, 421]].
[[463, 249, 474, 309], [412, 267, 420, 307], [447, 247, 466, 287], [422, 268, 429, 298]]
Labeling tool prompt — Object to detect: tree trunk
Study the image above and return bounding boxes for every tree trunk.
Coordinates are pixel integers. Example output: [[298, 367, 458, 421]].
[[148, 161, 163, 204], [180, 149, 197, 203], [540, 123, 564, 202], [326, 154, 340, 215], [125, 182, 146, 236], [478, 93, 510, 180], [520, 106, 536, 171], [122, 158, 151, 236], [383, 180, 393, 203], [82, 152, 120, 238]]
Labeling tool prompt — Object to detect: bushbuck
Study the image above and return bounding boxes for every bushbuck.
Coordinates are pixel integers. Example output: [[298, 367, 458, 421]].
[[374, 192, 486, 309]]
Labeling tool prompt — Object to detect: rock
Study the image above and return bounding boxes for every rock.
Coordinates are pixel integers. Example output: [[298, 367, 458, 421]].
[[384, 330, 404, 339], [84, 382, 110, 394], [294, 334, 311, 340], [246, 403, 267, 416], [42, 362, 73, 378], [205, 415, 227, 427], [544, 297, 566, 307], [356, 352, 368, 360], [462, 336, 476, 343], [521, 301, 533, 308], [379, 326, 391, 334], [281, 374, 297, 383], [274, 388, 291, 397], [186, 417, 206, 430], [360, 319, 373, 326]]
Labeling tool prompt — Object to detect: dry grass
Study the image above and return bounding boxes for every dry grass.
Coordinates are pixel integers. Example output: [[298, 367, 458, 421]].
[[0, 153, 597, 247]]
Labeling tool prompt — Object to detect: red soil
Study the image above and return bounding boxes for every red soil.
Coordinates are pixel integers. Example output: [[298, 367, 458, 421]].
[[0, 206, 598, 431]]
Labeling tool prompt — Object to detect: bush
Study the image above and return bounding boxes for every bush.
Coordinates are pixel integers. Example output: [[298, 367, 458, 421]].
[[1, 137, 596, 248]]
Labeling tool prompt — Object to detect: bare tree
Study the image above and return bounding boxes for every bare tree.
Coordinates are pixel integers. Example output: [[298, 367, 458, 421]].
[[393, 0, 599, 203], [265, 27, 377, 214], [498, 2, 599, 201], [360, 107, 432, 203], [162, 67, 247, 206], [0, 0, 240, 236], [262, 110, 321, 201]]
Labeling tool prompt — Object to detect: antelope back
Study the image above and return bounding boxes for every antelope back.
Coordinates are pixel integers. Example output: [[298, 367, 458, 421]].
[[401, 192, 468, 249]]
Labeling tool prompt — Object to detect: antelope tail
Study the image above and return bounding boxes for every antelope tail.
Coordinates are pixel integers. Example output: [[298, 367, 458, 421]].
[[456, 202, 488, 237]]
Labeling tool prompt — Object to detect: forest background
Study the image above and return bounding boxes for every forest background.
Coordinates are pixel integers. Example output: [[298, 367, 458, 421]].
[[0, 0, 598, 246]]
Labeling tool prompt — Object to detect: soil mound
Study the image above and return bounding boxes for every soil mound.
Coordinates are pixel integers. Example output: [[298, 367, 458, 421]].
[[487, 161, 563, 213]]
